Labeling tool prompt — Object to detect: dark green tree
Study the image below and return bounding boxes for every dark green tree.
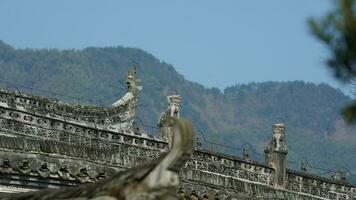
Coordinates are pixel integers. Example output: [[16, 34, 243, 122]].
[[309, 0, 356, 122]]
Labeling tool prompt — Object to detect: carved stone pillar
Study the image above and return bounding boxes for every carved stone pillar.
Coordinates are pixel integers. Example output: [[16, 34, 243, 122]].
[[157, 95, 181, 149], [265, 123, 288, 189], [167, 95, 181, 118]]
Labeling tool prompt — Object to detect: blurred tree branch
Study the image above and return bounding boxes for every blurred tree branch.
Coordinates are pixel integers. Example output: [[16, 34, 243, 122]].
[[309, 0, 356, 123]]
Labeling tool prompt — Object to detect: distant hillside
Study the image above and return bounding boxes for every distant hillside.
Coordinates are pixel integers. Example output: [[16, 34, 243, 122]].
[[0, 41, 355, 181]]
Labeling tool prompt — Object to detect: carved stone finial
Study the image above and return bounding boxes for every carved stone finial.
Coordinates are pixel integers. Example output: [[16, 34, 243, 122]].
[[272, 123, 287, 153], [243, 148, 250, 161], [265, 123, 288, 189], [157, 95, 182, 149], [126, 64, 137, 93], [332, 170, 346, 182], [301, 162, 307, 172], [196, 137, 202, 150], [167, 95, 181, 118]]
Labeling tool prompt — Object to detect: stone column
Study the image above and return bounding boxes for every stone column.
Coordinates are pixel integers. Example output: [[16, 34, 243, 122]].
[[264, 123, 288, 189], [157, 95, 181, 149]]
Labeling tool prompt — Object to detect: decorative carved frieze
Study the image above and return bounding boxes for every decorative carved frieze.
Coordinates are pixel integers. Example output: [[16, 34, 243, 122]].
[[0, 109, 168, 152], [0, 87, 137, 131], [286, 171, 356, 199]]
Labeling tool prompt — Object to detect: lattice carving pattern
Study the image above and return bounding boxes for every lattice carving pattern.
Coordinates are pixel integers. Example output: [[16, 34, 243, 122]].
[[184, 151, 274, 187], [0, 109, 167, 153], [0, 89, 136, 126], [286, 173, 355, 200]]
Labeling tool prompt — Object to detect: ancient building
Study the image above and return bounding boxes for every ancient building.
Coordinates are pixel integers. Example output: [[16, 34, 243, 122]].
[[0, 67, 355, 199]]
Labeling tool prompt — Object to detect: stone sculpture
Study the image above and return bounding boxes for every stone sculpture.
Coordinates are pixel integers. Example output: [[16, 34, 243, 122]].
[[158, 95, 181, 149]]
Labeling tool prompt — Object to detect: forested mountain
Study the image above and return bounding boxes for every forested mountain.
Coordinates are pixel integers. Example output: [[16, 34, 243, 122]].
[[0, 41, 355, 181]]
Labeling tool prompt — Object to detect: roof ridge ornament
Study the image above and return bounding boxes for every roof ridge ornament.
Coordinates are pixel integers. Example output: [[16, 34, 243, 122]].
[[126, 64, 142, 95], [265, 122, 288, 189], [158, 94, 182, 149]]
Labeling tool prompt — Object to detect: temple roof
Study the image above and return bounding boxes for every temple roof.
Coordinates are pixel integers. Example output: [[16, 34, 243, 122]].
[[0, 118, 194, 200]]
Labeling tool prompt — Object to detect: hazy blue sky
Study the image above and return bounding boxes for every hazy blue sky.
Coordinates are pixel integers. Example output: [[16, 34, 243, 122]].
[[0, 0, 347, 92]]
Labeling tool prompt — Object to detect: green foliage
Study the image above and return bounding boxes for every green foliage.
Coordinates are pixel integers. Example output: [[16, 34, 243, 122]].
[[308, 0, 356, 80], [0, 41, 355, 180], [309, 0, 356, 123], [343, 102, 356, 122]]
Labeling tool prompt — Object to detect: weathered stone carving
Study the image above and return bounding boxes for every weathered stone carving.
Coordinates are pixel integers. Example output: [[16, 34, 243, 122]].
[[167, 95, 181, 118], [1, 118, 194, 200], [158, 95, 181, 149], [125, 64, 142, 95], [265, 123, 288, 189]]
